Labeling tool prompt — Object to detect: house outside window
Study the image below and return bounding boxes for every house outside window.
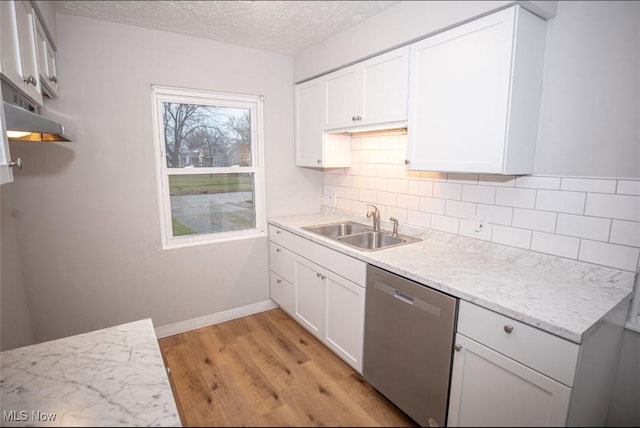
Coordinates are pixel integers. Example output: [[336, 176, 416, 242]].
[[151, 85, 266, 248]]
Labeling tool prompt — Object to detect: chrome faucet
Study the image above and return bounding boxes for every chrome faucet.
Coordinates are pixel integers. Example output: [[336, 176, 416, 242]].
[[367, 204, 381, 232], [389, 216, 399, 237]]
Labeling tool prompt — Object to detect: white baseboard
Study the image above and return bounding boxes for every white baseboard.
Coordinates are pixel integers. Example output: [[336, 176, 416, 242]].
[[154, 299, 279, 338]]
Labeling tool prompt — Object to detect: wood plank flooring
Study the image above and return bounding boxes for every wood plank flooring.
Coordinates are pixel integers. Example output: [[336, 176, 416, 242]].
[[158, 308, 417, 427]]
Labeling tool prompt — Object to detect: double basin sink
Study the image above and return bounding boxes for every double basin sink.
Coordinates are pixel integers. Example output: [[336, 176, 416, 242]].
[[302, 221, 421, 252]]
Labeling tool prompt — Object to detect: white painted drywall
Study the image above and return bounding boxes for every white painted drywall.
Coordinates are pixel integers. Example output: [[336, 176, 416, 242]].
[[0, 185, 34, 350], [6, 13, 322, 343]]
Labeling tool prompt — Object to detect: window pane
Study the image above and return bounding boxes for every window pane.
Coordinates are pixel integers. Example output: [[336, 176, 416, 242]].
[[169, 173, 255, 237], [163, 102, 252, 168]]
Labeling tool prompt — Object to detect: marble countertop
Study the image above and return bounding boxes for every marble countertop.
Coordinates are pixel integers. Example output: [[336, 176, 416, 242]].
[[0, 319, 181, 427], [270, 211, 635, 344]]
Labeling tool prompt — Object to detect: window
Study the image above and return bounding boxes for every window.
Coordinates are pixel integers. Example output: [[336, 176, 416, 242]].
[[151, 85, 266, 248]]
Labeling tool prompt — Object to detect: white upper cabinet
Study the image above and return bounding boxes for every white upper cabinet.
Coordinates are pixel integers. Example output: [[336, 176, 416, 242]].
[[34, 17, 58, 98], [406, 6, 546, 174], [325, 46, 409, 131], [0, 1, 43, 106], [294, 77, 351, 168]]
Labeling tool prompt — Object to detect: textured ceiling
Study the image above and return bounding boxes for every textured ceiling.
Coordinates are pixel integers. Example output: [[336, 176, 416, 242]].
[[55, 1, 399, 56]]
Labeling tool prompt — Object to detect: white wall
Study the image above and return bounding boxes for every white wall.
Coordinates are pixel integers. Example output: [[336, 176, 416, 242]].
[[0, 185, 34, 350], [6, 13, 322, 343]]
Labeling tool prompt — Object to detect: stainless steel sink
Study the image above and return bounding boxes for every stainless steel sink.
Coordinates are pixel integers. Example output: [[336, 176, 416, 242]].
[[302, 221, 371, 240], [303, 221, 421, 251], [337, 231, 421, 251]]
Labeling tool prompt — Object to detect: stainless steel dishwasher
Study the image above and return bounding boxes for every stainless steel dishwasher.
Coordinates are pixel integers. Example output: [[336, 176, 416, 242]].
[[363, 265, 458, 427]]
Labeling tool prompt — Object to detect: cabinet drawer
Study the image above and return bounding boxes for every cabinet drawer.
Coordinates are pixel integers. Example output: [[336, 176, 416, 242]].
[[269, 271, 294, 315], [268, 224, 292, 247], [457, 301, 579, 386], [269, 242, 294, 283], [289, 232, 366, 286]]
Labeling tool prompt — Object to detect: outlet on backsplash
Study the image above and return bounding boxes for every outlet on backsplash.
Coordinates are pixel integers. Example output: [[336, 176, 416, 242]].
[[323, 191, 338, 207], [465, 216, 492, 240]]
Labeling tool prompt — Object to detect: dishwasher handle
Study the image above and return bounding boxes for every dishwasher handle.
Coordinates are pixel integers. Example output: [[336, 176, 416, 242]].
[[394, 290, 415, 305]]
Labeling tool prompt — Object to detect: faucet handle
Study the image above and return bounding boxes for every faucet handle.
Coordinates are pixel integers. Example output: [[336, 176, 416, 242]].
[[389, 216, 399, 236]]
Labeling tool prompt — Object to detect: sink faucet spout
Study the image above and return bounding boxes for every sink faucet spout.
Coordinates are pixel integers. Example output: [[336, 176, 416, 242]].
[[367, 204, 381, 232]]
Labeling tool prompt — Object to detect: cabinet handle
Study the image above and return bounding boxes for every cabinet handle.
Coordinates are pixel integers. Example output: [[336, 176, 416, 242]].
[[352, 116, 357, 121], [317, 159, 322, 164], [24, 75, 37, 86], [9, 158, 23, 170], [275, 230, 281, 234], [454, 344, 462, 352], [504, 325, 514, 334], [276, 248, 281, 253], [404, 159, 411, 165], [49, 75, 58, 83], [316, 272, 321, 278], [321, 274, 326, 280], [355, 115, 362, 121], [276, 279, 282, 284]]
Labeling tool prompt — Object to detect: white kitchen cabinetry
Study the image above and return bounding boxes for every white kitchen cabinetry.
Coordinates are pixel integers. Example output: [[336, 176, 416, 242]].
[[448, 300, 628, 427], [268, 226, 295, 315], [0, 101, 15, 185], [294, 78, 351, 168], [406, 6, 546, 174], [325, 46, 409, 131], [34, 17, 58, 98], [267, 224, 366, 372], [0, 0, 43, 106]]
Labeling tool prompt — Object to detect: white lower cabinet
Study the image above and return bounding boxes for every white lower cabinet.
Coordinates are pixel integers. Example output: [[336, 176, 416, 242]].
[[268, 224, 366, 372], [447, 333, 571, 427], [448, 300, 628, 427]]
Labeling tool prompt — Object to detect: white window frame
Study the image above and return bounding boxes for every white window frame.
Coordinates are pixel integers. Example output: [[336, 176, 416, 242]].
[[150, 84, 267, 249]]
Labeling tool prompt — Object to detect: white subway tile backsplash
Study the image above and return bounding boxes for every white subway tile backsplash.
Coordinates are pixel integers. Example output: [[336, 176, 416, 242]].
[[515, 176, 561, 190], [369, 177, 387, 191], [433, 182, 462, 200], [408, 180, 433, 197], [431, 214, 459, 234], [462, 185, 496, 204], [492, 225, 532, 249], [495, 187, 536, 209], [531, 232, 580, 259], [407, 210, 431, 229], [321, 133, 640, 272], [617, 180, 640, 196], [477, 204, 513, 226], [535, 190, 586, 214], [376, 191, 397, 206], [387, 178, 409, 194], [397, 194, 420, 210], [585, 194, 640, 221], [610, 220, 640, 247], [445, 200, 476, 219], [419, 197, 446, 215], [512, 208, 557, 232], [556, 214, 611, 241], [561, 178, 616, 193], [579, 240, 640, 271]]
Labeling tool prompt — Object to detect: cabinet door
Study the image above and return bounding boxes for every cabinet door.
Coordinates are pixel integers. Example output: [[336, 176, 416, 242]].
[[14, 0, 42, 105], [0, 102, 15, 185], [361, 46, 409, 126], [34, 17, 57, 98], [269, 271, 294, 315], [0, 0, 23, 88], [295, 79, 325, 167], [407, 7, 514, 173], [293, 256, 324, 339], [448, 334, 571, 427], [324, 273, 365, 372], [325, 66, 361, 130]]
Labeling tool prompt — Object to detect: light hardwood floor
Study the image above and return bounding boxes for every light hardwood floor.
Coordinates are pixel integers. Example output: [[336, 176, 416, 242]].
[[158, 308, 417, 427]]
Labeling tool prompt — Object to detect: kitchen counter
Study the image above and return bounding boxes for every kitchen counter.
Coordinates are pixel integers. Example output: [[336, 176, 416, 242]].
[[269, 211, 635, 344], [0, 319, 181, 427]]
